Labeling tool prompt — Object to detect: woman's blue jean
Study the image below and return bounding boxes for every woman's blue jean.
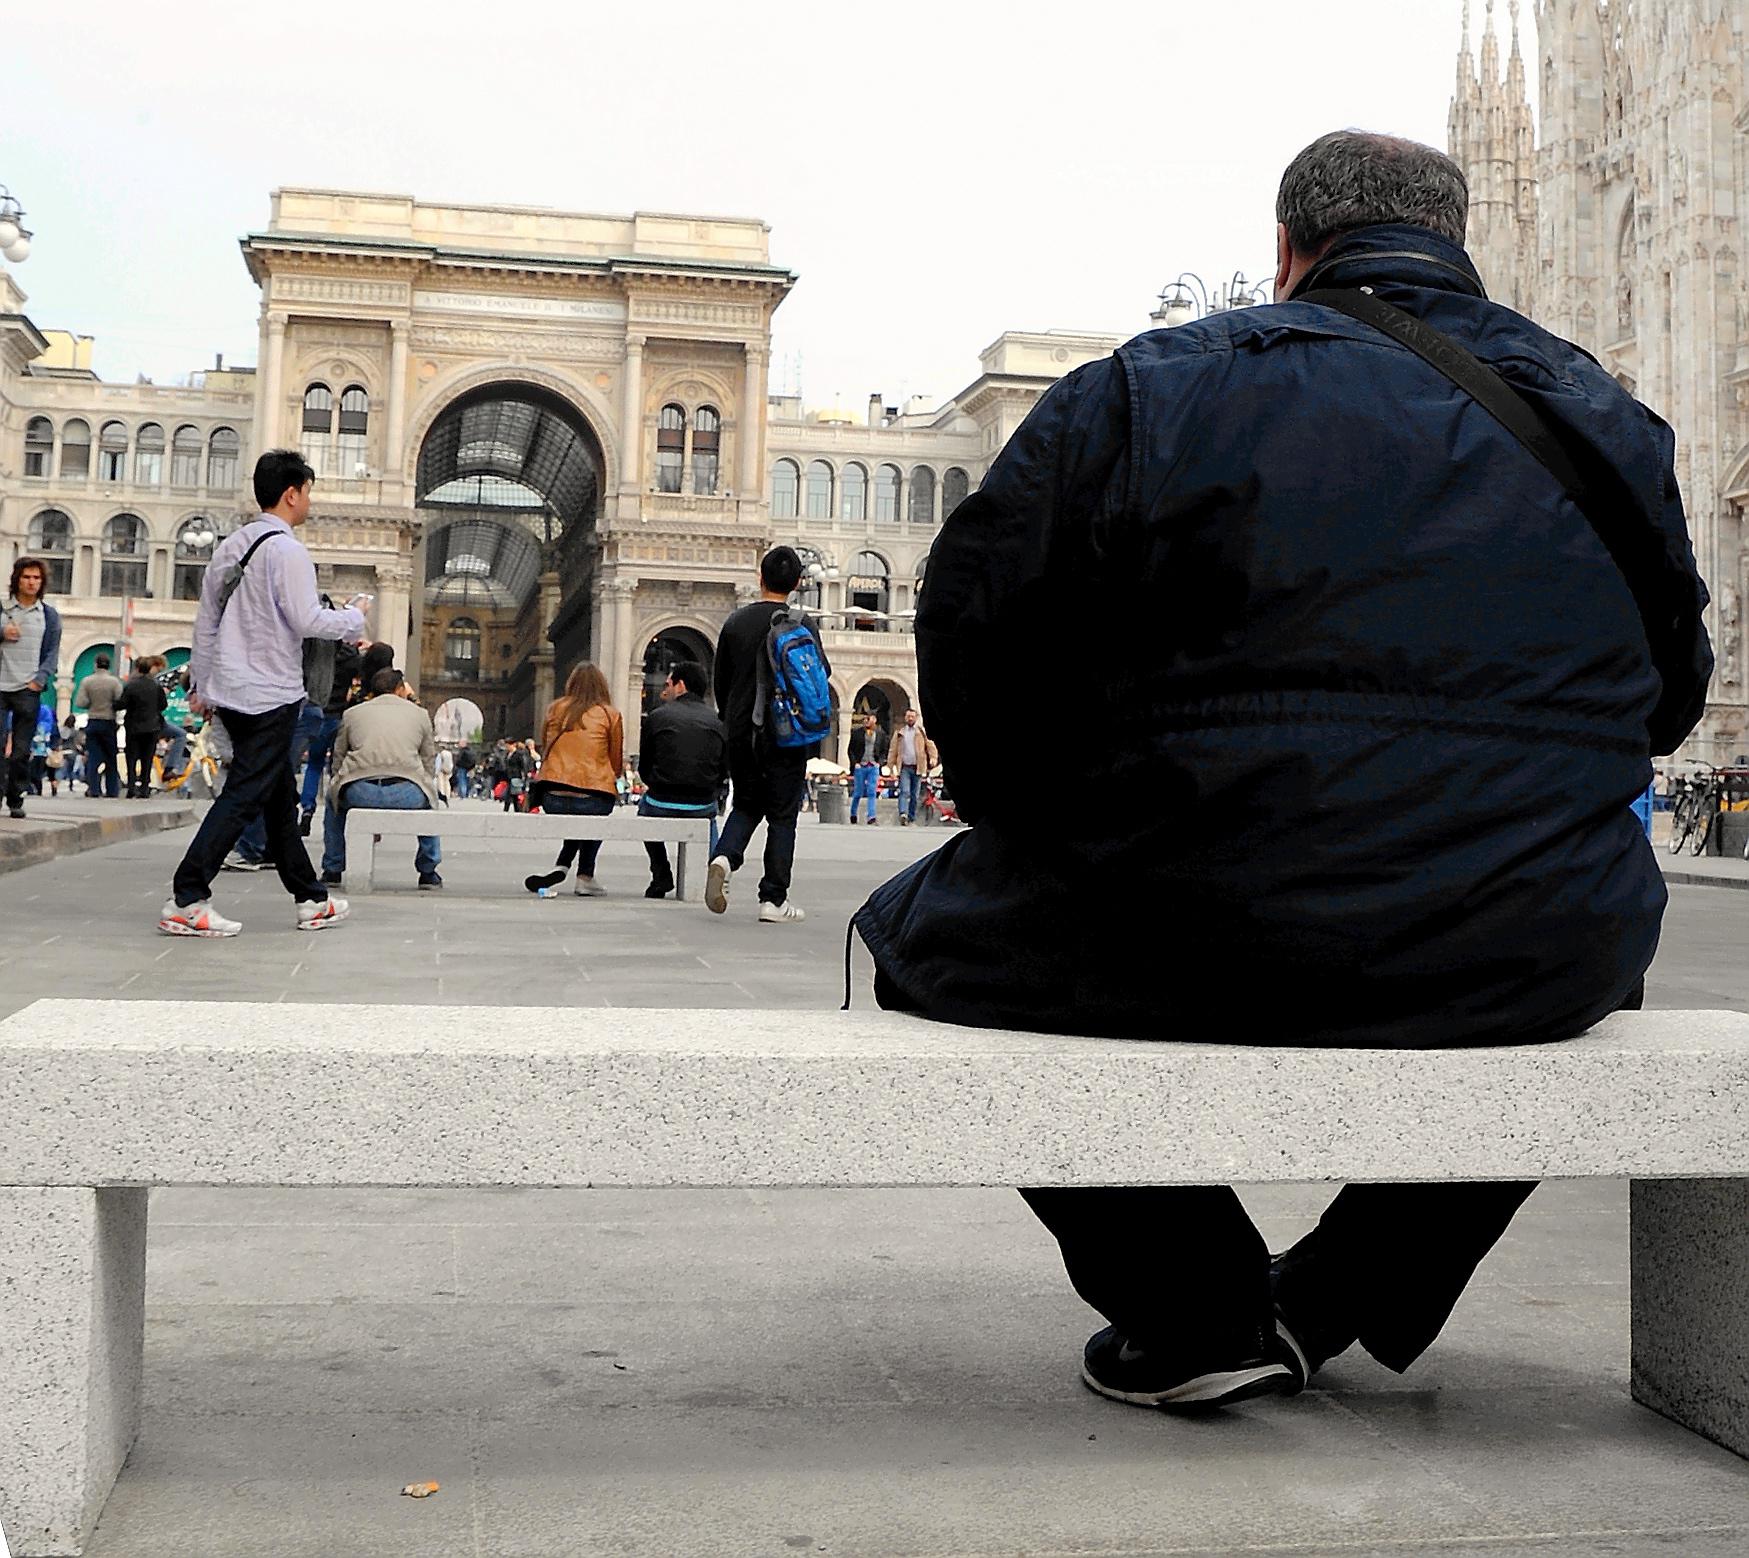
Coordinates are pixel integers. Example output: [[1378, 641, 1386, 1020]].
[[321, 777, 442, 878], [546, 789, 617, 875]]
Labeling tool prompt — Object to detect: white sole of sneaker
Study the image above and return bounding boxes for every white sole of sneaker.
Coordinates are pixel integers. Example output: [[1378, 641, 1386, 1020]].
[[705, 858, 730, 915], [1273, 1314, 1310, 1393], [157, 919, 238, 938], [296, 908, 350, 931], [1081, 1360, 1292, 1410]]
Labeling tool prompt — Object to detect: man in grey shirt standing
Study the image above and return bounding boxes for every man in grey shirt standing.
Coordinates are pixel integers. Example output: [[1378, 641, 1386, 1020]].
[[73, 653, 125, 800], [160, 450, 368, 937], [1, 556, 62, 819]]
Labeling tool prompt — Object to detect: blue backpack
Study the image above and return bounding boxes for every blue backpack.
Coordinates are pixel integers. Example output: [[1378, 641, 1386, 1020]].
[[761, 609, 832, 749]]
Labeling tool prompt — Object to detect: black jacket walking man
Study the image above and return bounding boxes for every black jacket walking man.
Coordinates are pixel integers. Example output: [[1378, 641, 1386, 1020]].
[[853, 131, 1712, 1412]]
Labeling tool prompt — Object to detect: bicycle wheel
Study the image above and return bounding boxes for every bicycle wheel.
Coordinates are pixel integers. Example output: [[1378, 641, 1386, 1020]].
[[1690, 804, 1714, 856], [1669, 799, 1694, 854]]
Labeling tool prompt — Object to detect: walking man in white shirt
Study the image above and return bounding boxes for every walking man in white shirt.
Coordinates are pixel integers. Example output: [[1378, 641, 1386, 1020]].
[[159, 450, 368, 936]]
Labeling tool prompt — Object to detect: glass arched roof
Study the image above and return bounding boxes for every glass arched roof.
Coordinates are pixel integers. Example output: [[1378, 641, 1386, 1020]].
[[425, 519, 544, 610]]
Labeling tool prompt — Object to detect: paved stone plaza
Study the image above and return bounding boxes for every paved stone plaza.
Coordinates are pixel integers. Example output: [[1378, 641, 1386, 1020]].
[[2, 814, 1748, 1556]]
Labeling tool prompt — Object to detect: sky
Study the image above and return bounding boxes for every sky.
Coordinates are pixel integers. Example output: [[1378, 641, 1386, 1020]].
[[6, 0, 1526, 409]]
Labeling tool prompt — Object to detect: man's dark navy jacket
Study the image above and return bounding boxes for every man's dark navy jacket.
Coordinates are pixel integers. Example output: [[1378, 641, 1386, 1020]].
[[853, 225, 1713, 1049]]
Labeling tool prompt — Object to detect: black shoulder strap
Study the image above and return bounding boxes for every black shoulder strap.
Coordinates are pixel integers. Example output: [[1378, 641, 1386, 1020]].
[[1300, 286, 1667, 654], [236, 530, 280, 572]]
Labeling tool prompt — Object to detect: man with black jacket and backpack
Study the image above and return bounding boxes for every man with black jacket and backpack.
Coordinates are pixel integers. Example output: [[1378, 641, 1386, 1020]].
[[638, 658, 727, 899], [853, 132, 1713, 1413], [707, 545, 829, 924]]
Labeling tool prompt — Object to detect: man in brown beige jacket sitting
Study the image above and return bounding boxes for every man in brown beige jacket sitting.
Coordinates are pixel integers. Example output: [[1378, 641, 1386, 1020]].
[[318, 667, 443, 889]]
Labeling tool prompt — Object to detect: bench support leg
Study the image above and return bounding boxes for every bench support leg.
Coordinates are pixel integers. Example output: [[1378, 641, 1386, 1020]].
[[1630, 1178, 1749, 1459], [0, 1188, 148, 1556], [676, 842, 689, 902]]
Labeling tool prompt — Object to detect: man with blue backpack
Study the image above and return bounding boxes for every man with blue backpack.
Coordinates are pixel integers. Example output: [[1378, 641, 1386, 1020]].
[[707, 546, 832, 924]]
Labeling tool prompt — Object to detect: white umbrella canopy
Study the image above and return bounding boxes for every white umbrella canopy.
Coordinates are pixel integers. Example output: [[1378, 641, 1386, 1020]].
[[806, 758, 848, 776]]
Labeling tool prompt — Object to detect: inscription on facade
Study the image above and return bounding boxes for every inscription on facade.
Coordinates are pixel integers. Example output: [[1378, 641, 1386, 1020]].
[[415, 290, 628, 323], [409, 326, 623, 361]]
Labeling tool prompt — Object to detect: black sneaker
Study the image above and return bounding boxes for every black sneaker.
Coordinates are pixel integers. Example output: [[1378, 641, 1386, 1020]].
[[298, 809, 314, 837], [1080, 1324, 1294, 1411], [645, 877, 675, 899], [7, 804, 24, 819], [1268, 1252, 1337, 1394], [525, 868, 567, 894], [320, 870, 344, 887], [418, 872, 443, 890]]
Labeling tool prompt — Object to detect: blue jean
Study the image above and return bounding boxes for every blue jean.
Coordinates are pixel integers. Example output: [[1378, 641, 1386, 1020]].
[[85, 718, 120, 798], [454, 769, 471, 799], [545, 789, 617, 875], [298, 712, 342, 812], [898, 765, 922, 820], [639, 793, 718, 884], [240, 700, 325, 861], [852, 762, 879, 820], [161, 722, 188, 778], [321, 777, 441, 878]]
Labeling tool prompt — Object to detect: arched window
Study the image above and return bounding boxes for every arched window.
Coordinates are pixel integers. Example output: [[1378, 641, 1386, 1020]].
[[848, 549, 890, 627], [300, 384, 334, 475], [336, 385, 369, 475], [942, 467, 969, 518], [24, 417, 52, 477], [770, 458, 799, 519], [908, 466, 935, 524], [207, 426, 239, 490], [26, 510, 74, 594], [692, 405, 720, 495], [98, 421, 129, 482], [656, 404, 685, 493], [171, 425, 203, 487], [135, 423, 165, 486], [805, 460, 834, 519], [61, 418, 91, 479], [874, 463, 901, 522], [444, 616, 482, 677], [173, 516, 219, 601], [101, 514, 148, 598], [841, 462, 868, 522]]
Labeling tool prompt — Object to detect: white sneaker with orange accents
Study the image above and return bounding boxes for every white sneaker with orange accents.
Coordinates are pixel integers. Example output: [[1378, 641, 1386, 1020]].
[[158, 898, 242, 937], [296, 896, 350, 931]]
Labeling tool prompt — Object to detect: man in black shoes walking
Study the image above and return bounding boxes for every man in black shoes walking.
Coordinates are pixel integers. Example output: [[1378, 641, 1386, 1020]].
[[706, 546, 828, 925], [852, 131, 1712, 1411]]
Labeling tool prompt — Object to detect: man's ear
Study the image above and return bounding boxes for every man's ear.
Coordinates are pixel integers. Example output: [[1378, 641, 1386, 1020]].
[[1274, 223, 1293, 299]]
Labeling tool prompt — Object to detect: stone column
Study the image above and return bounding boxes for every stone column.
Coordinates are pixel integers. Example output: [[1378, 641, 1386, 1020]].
[[533, 570, 562, 715], [150, 544, 172, 604], [385, 320, 410, 486], [619, 335, 645, 498], [256, 313, 288, 458], [374, 564, 413, 671], [740, 343, 766, 502], [605, 578, 639, 717], [897, 470, 910, 529]]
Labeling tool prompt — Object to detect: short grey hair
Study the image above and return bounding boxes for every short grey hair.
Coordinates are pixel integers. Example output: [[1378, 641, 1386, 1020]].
[[1276, 131, 1469, 253]]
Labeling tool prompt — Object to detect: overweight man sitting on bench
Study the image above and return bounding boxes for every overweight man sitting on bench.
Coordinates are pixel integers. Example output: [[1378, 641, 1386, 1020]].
[[320, 668, 444, 891], [853, 130, 1714, 1410]]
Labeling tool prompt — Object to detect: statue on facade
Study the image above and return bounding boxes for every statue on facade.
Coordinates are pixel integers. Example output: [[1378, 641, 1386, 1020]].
[[1616, 273, 1634, 336]]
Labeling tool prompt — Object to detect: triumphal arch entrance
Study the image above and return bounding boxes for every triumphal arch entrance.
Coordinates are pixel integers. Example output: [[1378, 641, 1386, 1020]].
[[240, 188, 793, 739]]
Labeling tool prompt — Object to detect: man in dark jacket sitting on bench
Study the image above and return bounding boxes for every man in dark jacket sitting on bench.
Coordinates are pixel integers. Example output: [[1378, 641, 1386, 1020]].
[[638, 659, 727, 899], [853, 130, 1713, 1412]]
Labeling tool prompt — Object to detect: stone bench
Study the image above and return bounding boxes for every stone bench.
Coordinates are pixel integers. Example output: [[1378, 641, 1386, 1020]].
[[2, 998, 1748, 1554], [340, 806, 712, 897]]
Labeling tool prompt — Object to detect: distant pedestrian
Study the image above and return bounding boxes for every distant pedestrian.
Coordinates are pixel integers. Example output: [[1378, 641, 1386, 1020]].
[[453, 744, 475, 799], [434, 745, 454, 803], [503, 739, 532, 812], [74, 653, 124, 801], [1, 556, 61, 819], [159, 449, 366, 937], [849, 714, 882, 825], [119, 654, 169, 798], [888, 709, 935, 826], [524, 667, 623, 895], [706, 546, 830, 924]]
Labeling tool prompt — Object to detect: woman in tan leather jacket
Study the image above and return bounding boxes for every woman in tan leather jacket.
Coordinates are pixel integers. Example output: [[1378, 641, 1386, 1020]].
[[523, 663, 625, 897]]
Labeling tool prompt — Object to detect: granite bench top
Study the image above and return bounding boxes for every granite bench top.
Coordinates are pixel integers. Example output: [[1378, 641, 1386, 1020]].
[[342, 809, 711, 837], [1, 1000, 1745, 1189]]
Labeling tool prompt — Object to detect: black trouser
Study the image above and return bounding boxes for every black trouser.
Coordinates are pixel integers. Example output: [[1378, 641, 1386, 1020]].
[[715, 736, 807, 905], [1, 685, 41, 807], [126, 729, 158, 796], [171, 700, 327, 908], [880, 971, 1643, 1374], [85, 718, 120, 798]]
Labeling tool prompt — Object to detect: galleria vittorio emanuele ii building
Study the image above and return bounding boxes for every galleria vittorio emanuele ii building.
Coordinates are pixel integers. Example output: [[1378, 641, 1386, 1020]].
[[10, 3, 1749, 766], [0, 188, 1116, 759]]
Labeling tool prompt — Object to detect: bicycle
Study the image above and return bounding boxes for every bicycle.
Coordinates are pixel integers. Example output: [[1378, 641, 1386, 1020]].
[[1668, 767, 1749, 856]]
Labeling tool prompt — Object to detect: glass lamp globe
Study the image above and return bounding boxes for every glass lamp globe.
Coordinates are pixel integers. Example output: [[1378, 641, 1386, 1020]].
[[0, 216, 19, 249], [3, 235, 31, 263], [1163, 300, 1196, 328]]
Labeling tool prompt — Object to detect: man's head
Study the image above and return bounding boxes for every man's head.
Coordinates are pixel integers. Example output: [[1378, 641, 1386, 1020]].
[[663, 659, 708, 701], [9, 557, 46, 603], [863, 714, 877, 731], [904, 709, 918, 728], [95, 653, 111, 670], [369, 667, 404, 698], [253, 449, 317, 524], [759, 545, 803, 599], [1273, 131, 1470, 301]]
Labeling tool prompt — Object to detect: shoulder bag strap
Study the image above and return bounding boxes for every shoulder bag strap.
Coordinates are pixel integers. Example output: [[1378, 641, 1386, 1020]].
[[1299, 286, 1667, 654]]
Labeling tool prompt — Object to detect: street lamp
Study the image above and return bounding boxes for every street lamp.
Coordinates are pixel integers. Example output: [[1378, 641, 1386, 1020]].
[[182, 521, 218, 552], [0, 186, 33, 264], [1150, 268, 1273, 327]]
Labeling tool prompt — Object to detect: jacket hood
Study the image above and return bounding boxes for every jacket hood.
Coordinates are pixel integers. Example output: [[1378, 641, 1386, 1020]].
[[1289, 223, 1486, 301]]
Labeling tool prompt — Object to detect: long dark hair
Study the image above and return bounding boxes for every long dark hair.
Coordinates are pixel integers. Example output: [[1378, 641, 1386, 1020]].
[[9, 556, 49, 599], [548, 662, 614, 735]]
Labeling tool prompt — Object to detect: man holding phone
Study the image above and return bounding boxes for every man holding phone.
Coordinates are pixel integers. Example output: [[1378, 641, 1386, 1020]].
[[160, 449, 370, 936]]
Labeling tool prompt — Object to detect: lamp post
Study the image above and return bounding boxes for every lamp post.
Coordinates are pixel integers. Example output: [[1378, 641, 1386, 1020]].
[[1150, 268, 1272, 328], [0, 186, 33, 264]]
